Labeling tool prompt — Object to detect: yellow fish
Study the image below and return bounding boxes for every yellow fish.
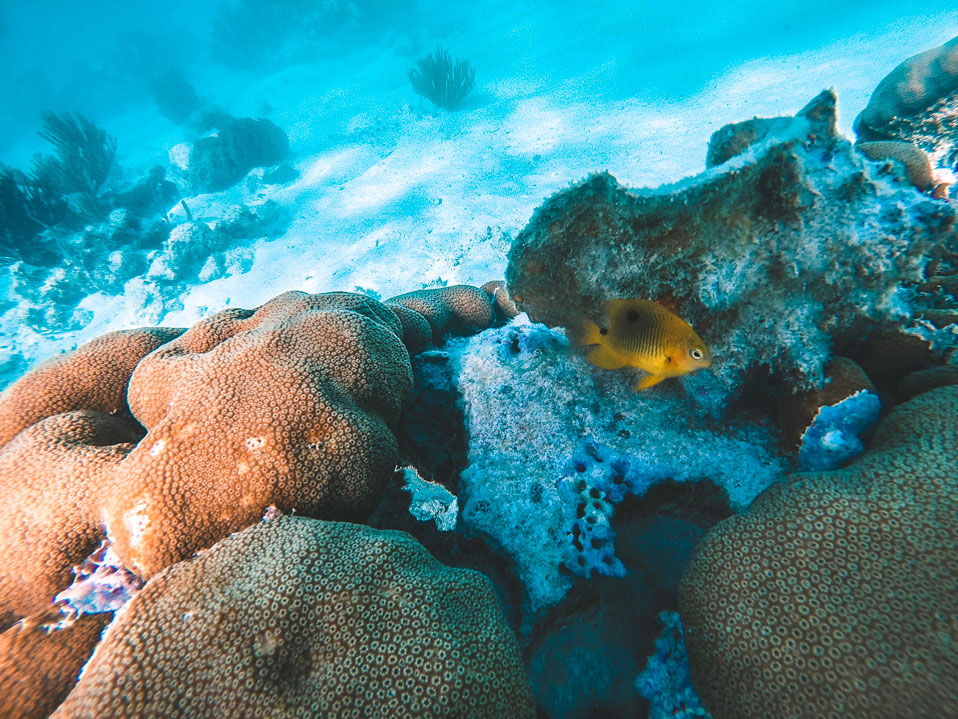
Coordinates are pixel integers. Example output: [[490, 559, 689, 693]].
[[573, 299, 712, 390]]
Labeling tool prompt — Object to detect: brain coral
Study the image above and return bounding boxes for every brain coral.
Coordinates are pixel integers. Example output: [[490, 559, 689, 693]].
[[0, 327, 182, 448], [506, 90, 958, 403], [109, 290, 413, 576], [678, 385, 958, 719], [53, 516, 535, 719]]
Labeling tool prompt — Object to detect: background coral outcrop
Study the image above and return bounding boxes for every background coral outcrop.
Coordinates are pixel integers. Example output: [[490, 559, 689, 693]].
[[854, 34, 958, 170], [53, 516, 535, 719], [505, 90, 958, 404], [678, 385, 958, 719]]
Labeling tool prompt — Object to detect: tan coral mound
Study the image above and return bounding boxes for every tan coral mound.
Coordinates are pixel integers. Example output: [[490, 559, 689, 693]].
[[388, 285, 495, 347], [0, 327, 182, 448], [0, 609, 112, 719], [0, 291, 415, 621], [0, 411, 140, 623], [855, 141, 936, 192], [679, 385, 958, 719], [54, 516, 536, 719], [108, 291, 413, 576]]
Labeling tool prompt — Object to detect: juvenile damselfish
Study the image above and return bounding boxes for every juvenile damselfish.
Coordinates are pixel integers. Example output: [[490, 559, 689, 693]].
[[573, 299, 712, 390]]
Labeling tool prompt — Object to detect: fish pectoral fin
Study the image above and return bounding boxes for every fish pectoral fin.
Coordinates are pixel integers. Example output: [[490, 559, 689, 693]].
[[635, 373, 667, 390], [586, 345, 628, 370]]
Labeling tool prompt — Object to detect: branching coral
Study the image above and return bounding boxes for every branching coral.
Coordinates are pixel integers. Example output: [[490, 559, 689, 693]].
[[35, 111, 117, 220], [408, 46, 476, 111], [52, 516, 535, 718]]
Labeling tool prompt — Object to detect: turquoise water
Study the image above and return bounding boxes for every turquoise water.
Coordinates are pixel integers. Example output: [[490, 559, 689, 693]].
[[0, 2, 956, 717]]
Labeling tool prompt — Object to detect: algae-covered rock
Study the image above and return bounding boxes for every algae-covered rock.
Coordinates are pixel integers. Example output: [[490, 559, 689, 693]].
[[506, 90, 958, 405]]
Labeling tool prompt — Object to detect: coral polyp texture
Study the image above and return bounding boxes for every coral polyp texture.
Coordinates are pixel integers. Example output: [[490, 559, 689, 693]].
[[0, 410, 141, 624], [678, 385, 958, 719], [110, 290, 413, 576], [0, 326, 182, 448], [387, 284, 496, 347], [505, 90, 958, 404], [0, 290, 415, 622], [0, 609, 113, 719], [52, 516, 536, 719]]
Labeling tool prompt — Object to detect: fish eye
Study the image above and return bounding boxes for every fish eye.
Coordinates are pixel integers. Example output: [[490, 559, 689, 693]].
[[690, 348, 703, 360]]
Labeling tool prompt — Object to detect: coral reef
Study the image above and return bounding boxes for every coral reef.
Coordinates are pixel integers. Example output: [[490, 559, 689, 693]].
[[525, 482, 730, 719], [111, 291, 412, 576], [679, 385, 958, 719], [0, 290, 414, 623], [171, 116, 289, 193], [796, 390, 881, 470], [705, 116, 790, 167], [776, 356, 875, 451], [0, 609, 112, 719], [0, 410, 141, 623], [450, 320, 786, 616], [897, 362, 958, 401], [0, 326, 181, 448], [408, 46, 476, 111], [854, 140, 937, 192], [387, 283, 496, 347], [854, 35, 958, 169], [52, 516, 535, 718], [54, 541, 144, 616], [505, 90, 958, 406], [34, 111, 117, 221]]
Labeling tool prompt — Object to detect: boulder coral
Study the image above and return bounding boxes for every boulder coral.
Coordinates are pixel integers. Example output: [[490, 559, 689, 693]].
[[506, 90, 958, 404], [0, 411, 142, 623], [0, 290, 415, 623], [0, 610, 112, 719], [53, 516, 536, 719], [105, 290, 413, 577], [853, 35, 958, 168], [0, 327, 182, 448], [678, 385, 958, 719], [387, 284, 496, 348]]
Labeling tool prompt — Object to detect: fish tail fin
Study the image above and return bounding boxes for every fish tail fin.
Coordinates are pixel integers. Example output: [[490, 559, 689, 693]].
[[570, 319, 603, 347]]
